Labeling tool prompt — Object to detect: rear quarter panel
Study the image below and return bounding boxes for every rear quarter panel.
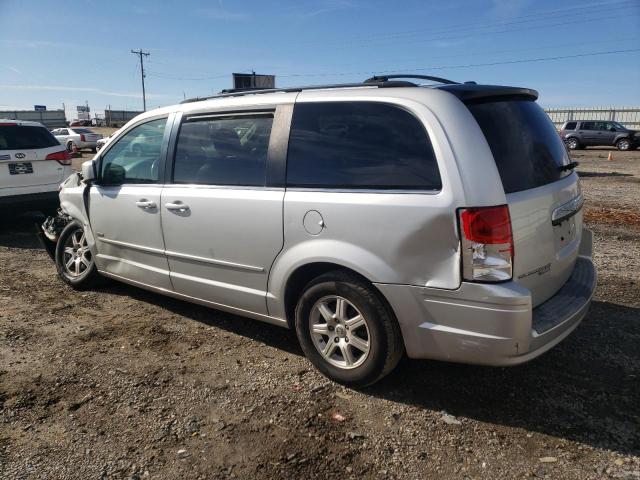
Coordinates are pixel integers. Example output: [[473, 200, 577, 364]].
[[267, 88, 507, 318]]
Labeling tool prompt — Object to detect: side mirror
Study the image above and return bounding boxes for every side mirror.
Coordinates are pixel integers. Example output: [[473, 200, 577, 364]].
[[81, 159, 97, 183], [102, 163, 126, 185]]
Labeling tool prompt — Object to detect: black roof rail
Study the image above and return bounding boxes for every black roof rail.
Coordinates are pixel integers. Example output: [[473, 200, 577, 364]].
[[180, 80, 419, 104], [364, 74, 459, 85]]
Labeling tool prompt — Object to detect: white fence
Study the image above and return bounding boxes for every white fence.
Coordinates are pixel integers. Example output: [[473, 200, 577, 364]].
[[545, 108, 640, 129]]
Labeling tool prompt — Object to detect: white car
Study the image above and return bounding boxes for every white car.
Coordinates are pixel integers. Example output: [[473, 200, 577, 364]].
[[0, 119, 74, 213], [51, 127, 103, 153]]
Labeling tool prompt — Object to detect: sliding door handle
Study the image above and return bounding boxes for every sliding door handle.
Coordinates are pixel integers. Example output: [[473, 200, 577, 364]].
[[135, 200, 156, 209], [165, 202, 190, 213]]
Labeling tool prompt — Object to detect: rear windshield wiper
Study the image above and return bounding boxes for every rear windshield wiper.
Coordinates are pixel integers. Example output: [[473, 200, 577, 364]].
[[558, 161, 579, 172]]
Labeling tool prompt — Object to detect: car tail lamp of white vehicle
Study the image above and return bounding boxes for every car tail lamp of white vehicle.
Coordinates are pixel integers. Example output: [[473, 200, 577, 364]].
[[46, 149, 72, 166], [459, 205, 513, 282]]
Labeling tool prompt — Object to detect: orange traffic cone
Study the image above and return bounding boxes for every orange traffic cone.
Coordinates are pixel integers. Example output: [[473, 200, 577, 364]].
[[607, 151, 613, 162]]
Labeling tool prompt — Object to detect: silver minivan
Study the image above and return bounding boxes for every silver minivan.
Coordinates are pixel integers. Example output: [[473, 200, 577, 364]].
[[42, 75, 596, 386]]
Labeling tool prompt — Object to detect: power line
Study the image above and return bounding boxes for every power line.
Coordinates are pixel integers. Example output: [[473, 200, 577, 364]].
[[131, 49, 150, 111], [144, 42, 640, 83], [278, 48, 640, 79], [311, 11, 638, 50], [295, 0, 638, 47]]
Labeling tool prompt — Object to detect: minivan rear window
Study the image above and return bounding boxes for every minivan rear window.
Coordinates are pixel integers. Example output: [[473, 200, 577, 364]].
[[0, 125, 60, 150], [467, 100, 571, 194], [287, 102, 441, 190]]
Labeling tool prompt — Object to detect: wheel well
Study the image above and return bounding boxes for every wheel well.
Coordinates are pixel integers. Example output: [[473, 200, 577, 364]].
[[283, 262, 374, 328]]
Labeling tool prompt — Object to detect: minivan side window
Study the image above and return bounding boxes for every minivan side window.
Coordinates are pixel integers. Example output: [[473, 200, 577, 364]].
[[100, 118, 167, 185], [564, 122, 577, 130], [581, 122, 595, 130], [173, 114, 273, 186], [286, 102, 441, 190]]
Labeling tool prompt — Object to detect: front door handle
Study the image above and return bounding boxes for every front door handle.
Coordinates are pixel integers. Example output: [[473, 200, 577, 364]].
[[136, 200, 157, 209], [165, 201, 190, 212]]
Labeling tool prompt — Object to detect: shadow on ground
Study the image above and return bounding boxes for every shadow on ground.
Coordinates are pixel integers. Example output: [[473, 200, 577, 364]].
[[4, 217, 639, 456], [578, 171, 633, 178]]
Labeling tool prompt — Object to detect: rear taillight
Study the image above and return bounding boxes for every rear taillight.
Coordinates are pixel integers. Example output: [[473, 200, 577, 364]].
[[45, 150, 72, 166], [80, 134, 86, 142], [458, 205, 513, 282]]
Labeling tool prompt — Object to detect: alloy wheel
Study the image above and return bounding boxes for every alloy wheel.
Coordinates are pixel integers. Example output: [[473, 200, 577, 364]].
[[62, 228, 93, 277], [309, 295, 370, 369]]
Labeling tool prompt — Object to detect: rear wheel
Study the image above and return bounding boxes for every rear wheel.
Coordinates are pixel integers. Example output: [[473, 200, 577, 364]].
[[565, 137, 580, 150], [55, 221, 100, 289], [91, 147, 97, 153], [294, 271, 404, 387], [616, 138, 631, 151]]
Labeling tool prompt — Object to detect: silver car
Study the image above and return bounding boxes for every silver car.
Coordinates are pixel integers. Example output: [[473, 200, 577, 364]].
[[42, 75, 596, 386]]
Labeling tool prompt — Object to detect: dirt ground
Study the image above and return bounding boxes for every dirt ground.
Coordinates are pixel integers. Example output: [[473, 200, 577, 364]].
[[1, 148, 639, 479]]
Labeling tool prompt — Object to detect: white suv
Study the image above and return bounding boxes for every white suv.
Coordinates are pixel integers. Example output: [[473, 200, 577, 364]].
[[0, 120, 73, 214]]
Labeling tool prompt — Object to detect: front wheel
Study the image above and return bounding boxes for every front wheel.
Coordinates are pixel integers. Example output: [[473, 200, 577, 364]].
[[55, 221, 100, 289], [294, 271, 404, 387], [616, 138, 631, 151], [565, 137, 580, 150]]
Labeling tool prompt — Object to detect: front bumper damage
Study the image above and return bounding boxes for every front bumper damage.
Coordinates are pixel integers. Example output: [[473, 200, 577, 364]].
[[37, 210, 71, 260]]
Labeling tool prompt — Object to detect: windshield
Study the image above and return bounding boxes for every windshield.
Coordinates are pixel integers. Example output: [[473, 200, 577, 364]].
[[0, 125, 60, 150], [467, 100, 572, 194]]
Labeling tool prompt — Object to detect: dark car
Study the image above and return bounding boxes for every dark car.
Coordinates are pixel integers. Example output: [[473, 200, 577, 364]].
[[560, 120, 639, 151]]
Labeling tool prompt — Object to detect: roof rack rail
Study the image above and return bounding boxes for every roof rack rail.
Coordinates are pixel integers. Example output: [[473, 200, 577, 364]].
[[180, 79, 418, 104], [364, 74, 459, 85]]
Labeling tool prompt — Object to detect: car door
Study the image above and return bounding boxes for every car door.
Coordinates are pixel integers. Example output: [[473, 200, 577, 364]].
[[603, 122, 619, 146], [161, 107, 290, 315], [578, 122, 596, 145], [89, 115, 173, 289]]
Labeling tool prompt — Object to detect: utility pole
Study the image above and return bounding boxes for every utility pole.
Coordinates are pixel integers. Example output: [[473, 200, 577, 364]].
[[131, 49, 150, 111]]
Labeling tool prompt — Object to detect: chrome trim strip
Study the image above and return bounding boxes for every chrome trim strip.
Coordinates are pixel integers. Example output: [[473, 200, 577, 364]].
[[98, 237, 264, 272], [165, 250, 264, 272], [170, 271, 265, 295], [162, 184, 284, 192], [285, 187, 441, 195], [97, 270, 288, 328], [551, 194, 584, 226], [96, 253, 171, 275], [98, 237, 165, 255]]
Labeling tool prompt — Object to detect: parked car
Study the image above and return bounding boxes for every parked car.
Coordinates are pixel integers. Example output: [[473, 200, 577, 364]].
[[96, 136, 109, 151], [0, 119, 73, 214], [560, 120, 639, 151], [51, 127, 103, 153], [69, 119, 92, 127], [40, 75, 596, 386]]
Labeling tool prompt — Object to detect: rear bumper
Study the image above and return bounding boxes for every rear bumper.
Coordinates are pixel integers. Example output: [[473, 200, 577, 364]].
[[0, 191, 60, 212], [376, 229, 596, 366]]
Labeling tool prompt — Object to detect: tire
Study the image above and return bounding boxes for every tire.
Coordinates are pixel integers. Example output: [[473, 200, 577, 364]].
[[616, 138, 631, 151], [91, 147, 97, 154], [565, 137, 580, 150], [66, 141, 75, 153], [294, 271, 404, 387], [55, 220, 100, 290]]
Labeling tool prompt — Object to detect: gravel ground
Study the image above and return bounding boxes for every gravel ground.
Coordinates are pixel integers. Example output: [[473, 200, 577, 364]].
[[1, 148, 639, 479]]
